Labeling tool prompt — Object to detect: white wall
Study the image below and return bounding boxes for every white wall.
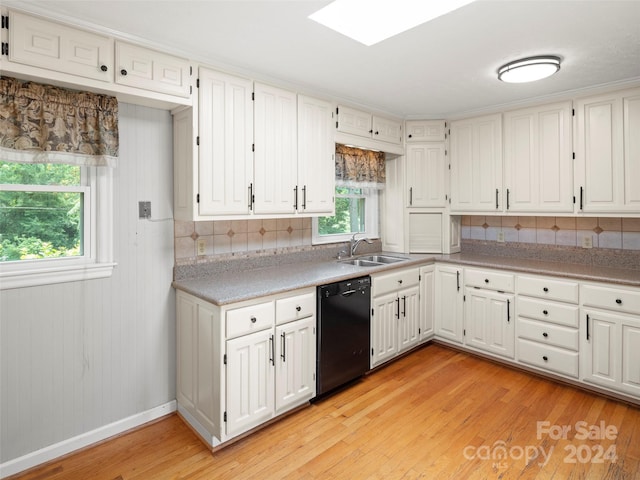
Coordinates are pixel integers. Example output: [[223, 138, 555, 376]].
[[0, 104, 176, 470]]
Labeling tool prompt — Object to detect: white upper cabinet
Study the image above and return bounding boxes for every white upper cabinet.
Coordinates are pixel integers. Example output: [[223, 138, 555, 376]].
[[253, 83, 298, 215], [336, 105, 402, 144], [575, 87, 640, 213], [503, 101, 573, 213], [297, 95, 335, 214], [450, 113, 503, 213], [373, 115, 403, 144], [405, 120, 446, 143], [9, 10, 112, 82], [115, 41, 191, 97], [198, 68, 254, 216], [406, 144, 447, 208]]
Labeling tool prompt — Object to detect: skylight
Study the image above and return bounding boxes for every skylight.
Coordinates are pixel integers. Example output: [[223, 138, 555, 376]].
[[309, 0, 475, 46]]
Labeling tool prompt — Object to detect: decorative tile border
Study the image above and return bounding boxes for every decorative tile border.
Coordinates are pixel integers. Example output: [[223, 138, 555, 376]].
[[174, 218, 313, 262], [462, 216, 640, 251]]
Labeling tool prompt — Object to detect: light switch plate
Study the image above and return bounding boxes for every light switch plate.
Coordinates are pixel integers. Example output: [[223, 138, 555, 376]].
[[582, 235, 593, 249], [497, 231, 505, 243], [138, 201, 151, 219]]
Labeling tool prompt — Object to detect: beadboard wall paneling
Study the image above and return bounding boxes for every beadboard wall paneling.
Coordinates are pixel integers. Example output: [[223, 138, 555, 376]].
[[0, 104, 176, 467]]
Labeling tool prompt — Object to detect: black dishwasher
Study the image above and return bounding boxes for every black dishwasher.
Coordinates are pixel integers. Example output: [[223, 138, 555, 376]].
[[316, 276, 371, 397]]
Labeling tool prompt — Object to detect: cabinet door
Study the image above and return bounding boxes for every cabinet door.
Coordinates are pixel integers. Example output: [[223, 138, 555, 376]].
[[465, 289, 514, 358], [254, 83, 298, 214], [373, 116, 402, 144], [371, 292, 399, 367], [621, 315, 640, 397], [503, 102, 573, 212], [226, 329, 275, 437], [9, 10, 112, 82], [582, 309, 620, 390], [380, 155, 405, 252], [434, 266, 464, 343], [450, 114, 502, 212], [406, 120, 445, 143], [337, 106, 372, 138], [406, 144, 447, 207], [275, 316, 316, 414], [115, 41, 190, 97], [419, 266, 435, 341], [574, 88, 640, 213], [398, 285, 420, 353], [198, 68, 253, 215], [623, 93, 640, 209], [297, 95, 335, 214]]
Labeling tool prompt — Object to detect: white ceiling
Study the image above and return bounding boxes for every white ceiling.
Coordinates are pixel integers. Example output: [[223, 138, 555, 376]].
[[6, 0, 640, 118]]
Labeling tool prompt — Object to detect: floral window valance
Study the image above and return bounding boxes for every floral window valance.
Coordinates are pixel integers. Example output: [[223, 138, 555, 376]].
[[335, 144, 385, 189], [0, 76, 119, 167]]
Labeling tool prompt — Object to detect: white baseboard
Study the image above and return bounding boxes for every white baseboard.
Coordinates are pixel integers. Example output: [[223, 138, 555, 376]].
[[0, 400, 177, 479]]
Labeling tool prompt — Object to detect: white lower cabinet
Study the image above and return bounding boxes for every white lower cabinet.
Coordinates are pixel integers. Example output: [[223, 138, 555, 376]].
[[434, 265, 464, 343], [465, 288, 514, 358], [226, 328, 275, 437], [516, 275, 580, 378], [463, 268, 515, 359], [176, 287, 316, 447], [371, 267, 420, 368], [419, 265, 435, 342], [581, 283, 640, 398]]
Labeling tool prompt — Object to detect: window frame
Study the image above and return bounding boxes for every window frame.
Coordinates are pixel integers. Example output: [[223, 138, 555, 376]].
[[0, 166, 115, 290], [312, 186, 379, 245]]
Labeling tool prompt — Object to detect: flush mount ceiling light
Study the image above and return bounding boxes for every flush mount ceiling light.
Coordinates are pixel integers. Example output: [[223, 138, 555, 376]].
[[309, 0, 475, 46], [498, 56, 562, 83]]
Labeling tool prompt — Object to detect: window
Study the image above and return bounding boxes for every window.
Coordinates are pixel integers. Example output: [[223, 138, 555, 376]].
[[312, 186, 379, 244], [0, 162, 87, 261], [0, 162, 114, 289]]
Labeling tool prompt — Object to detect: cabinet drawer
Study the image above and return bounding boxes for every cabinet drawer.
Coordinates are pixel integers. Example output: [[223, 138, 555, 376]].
[[464, 268, 514, 293], [582, 284, 640, 315], [226, 301, 274, 339], [517, 339, 579, 378], [516, 296, 579, 327], [372, 268, 419, 296], [517, 275, 579, 304], [517, 317, 579, 351], [276, 292, 315, 325]]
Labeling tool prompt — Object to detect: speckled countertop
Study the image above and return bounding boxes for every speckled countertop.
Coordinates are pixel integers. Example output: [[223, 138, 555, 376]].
[[172, 253, 435, 306], [173, 251, 640, 306], [440, 253, 640, 287]]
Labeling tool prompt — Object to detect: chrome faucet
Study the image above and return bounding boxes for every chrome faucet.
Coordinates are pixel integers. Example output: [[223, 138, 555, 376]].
[[350, 233, 373, 257]]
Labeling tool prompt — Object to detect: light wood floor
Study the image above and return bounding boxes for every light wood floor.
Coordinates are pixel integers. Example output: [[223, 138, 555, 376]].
[[10, 344, 640, 480]]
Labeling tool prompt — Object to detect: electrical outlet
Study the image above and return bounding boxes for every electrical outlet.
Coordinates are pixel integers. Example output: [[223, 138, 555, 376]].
[[497, 231, 505, 243], [582, 235, 593, 249], [197, 238, 206, 255], [138, 201, 151, 219]]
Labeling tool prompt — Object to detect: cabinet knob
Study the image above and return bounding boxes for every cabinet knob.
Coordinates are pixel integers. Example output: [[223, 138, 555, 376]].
[[616, 298, 622, 304], [542, 332, 548, 338], [120, 69, 128, 76], [543, 287, 549, 292], [100, 65, 108, 72], [542, 355, 548, 362], [296, 306, 301, 312], [250, 316, 257, 323], [375, 131, 379, 135], [369, 129, 373, 134], [408, 134, 413, 138], [543, 310, 549, 315], [484, 279, 489, 284], [398, 279, 403, 284]]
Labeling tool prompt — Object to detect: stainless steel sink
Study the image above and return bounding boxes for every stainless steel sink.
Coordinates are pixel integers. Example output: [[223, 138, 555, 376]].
[[338, 259, 383, 267], [358, 255, 408, 264], [338, 255, 409, 267]]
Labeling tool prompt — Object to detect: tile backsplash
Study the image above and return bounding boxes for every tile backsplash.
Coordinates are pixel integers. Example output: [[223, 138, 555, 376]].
[[462, 216, 640, 250], [174, 218, 312, 262]]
